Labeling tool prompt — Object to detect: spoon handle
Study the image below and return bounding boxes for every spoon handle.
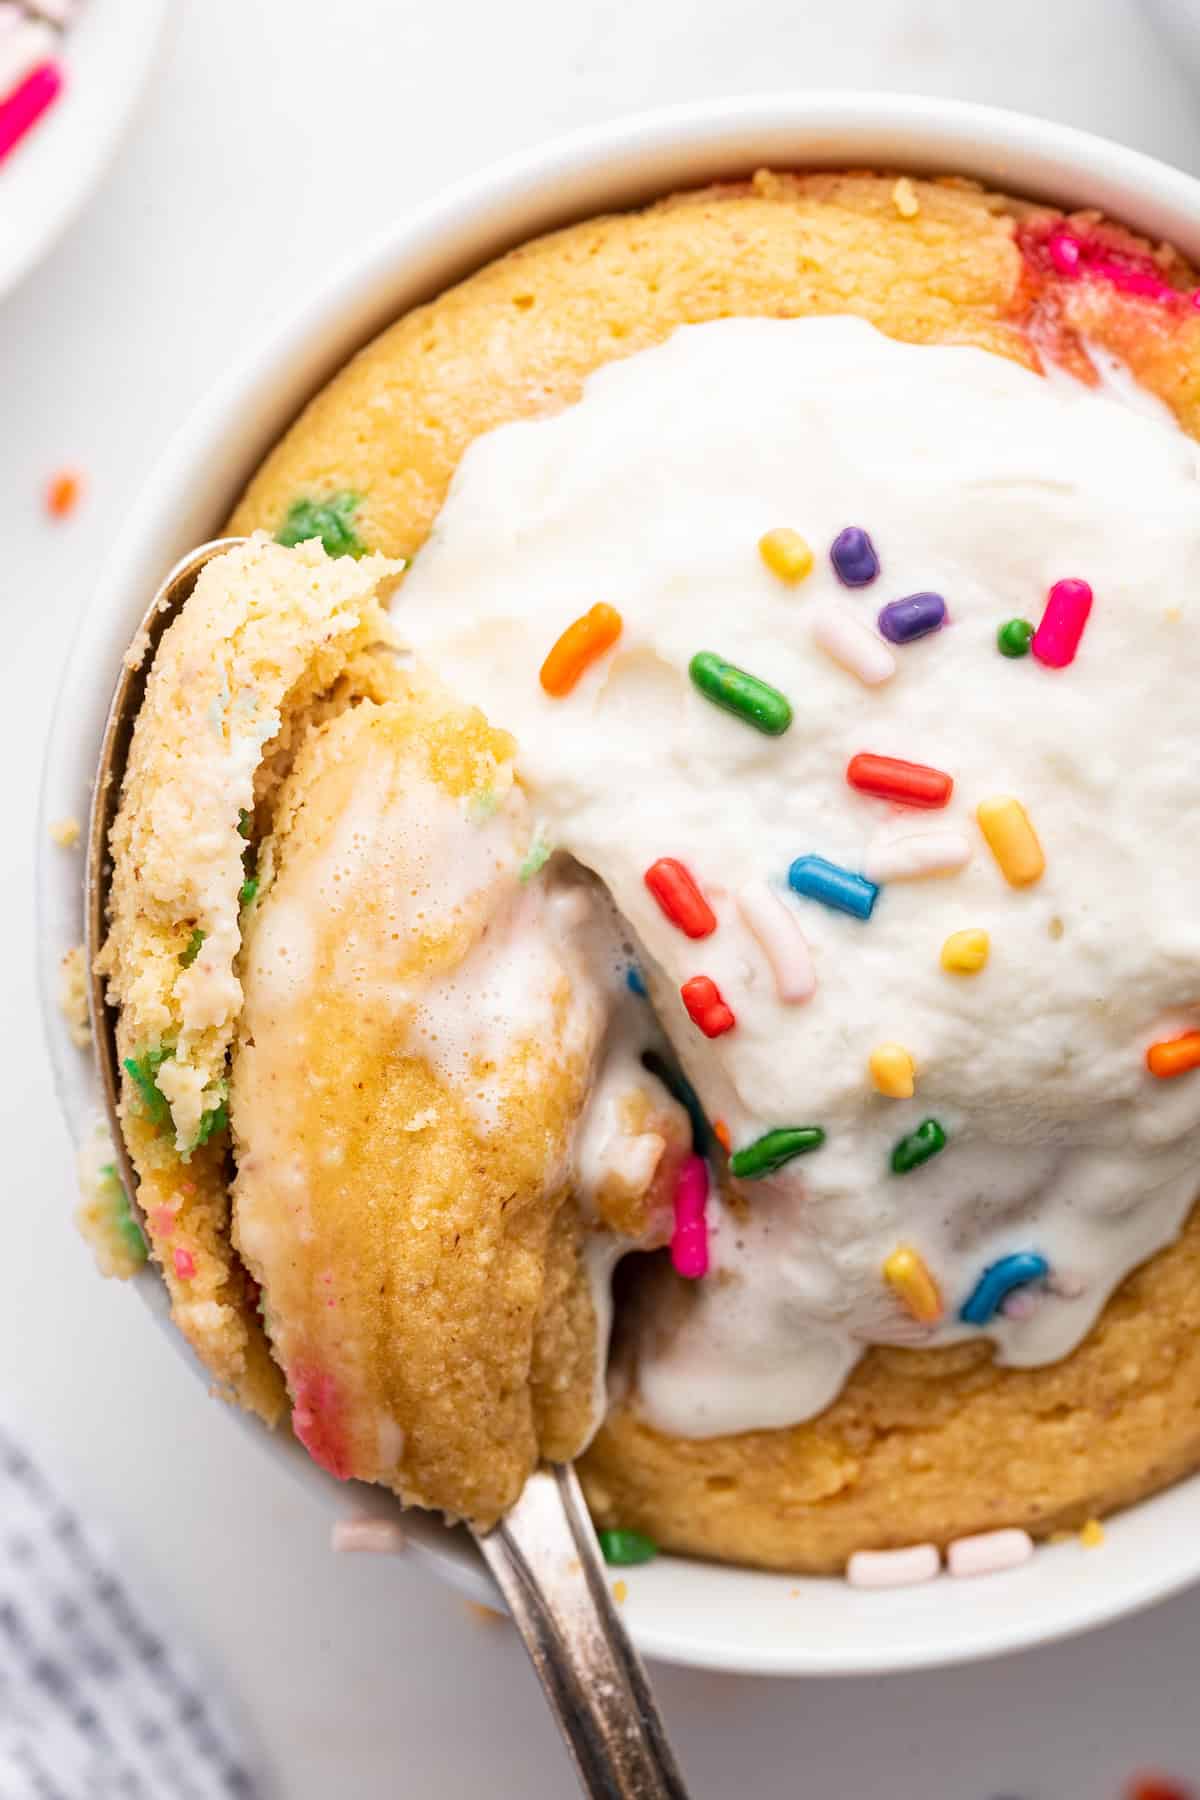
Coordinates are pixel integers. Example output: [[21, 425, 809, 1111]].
[[475, 1465, 691, 1799]]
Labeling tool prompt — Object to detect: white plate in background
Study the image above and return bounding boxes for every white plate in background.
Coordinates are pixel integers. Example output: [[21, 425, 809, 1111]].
[[0, 0, 169, 300]]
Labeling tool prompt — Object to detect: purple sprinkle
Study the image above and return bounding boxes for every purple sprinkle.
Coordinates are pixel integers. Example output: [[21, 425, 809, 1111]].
[[830, 527, 880, 588], [877, 591, 947, 644]]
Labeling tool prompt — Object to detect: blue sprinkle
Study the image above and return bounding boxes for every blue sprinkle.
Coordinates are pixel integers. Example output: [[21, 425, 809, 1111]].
[[830, 526, 880, 588], [960, 1253, 1049, 1326], [788, 854, 879, 921], [626, 965, 647, 998]]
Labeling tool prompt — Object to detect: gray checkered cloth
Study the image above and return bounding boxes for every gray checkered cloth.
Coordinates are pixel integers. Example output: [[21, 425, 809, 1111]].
[[0, 1420, 263, 1799]]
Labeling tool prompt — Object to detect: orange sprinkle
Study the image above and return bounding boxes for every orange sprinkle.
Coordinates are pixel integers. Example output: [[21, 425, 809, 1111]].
[[45, 469, 82, 518], [1147, 1032, 1200, 1079], [713, 1118, 731, 1153], [539, 604, 622, 697], [612, 1578, 628, 1605]]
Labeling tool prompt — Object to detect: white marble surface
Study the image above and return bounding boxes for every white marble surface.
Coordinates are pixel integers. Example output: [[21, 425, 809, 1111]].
[[7, 0, 1200, 1793]]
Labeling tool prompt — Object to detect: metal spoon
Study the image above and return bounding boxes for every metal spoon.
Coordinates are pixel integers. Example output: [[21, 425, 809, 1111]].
[[85, 539, 692, 1800]]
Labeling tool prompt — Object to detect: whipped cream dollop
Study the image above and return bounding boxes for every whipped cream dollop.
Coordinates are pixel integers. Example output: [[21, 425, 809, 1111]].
[[396, 315, 1200, 1437]]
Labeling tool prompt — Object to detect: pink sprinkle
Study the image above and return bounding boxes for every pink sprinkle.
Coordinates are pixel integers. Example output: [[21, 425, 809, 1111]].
[[1048, 228, 1082, 275], [0, 61, 62, 163], [1002, 1289, 1038, 1322], [332, 1516, 407, 1555], [291, 1365, 352, 1480], [947, 1528, 1034, 1579], [847, 1544, 940, 1589], [670, 1153, 709, 1280], [172, 1247, 196, 1280], [150, 1207, 175, 1237], [1033, 578, 1093, 669]]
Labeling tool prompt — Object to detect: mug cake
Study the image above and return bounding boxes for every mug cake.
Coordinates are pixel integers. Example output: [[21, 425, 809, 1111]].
[[85, 169, 1200, 1583]]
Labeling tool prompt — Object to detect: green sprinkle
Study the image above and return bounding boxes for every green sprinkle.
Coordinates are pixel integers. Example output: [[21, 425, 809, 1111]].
[[688, 651, 792, 736], [518, 834, 552, 883], [467, 789, 499, 824], [99, 1159, 145, 1263], [237, 808, 253, 839], [276, 492, 367, 560], [730, 1126, 825, 1179], [123, 1047, 173, 1129], [997, 618, 1034, 658], [239, 875, 259, 908], [890, 1118, 947, 1175], [597, 1528, 657, 1567], [194, 1101, 228, 1150], [180, 928, 205, 968]]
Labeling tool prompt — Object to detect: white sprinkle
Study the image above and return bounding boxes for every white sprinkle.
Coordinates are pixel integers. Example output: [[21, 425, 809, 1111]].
[[862, 829, 973, 883], [737, 883, 816, 1002], [811, 610, 896, 686], [847, 1544, 940, 1589], [332, 1516, 408, 1555], [947, 1528, 1034, 1579]]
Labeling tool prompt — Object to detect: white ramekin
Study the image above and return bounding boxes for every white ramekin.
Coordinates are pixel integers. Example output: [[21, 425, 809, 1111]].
[[38, 92, 1200, 1678]]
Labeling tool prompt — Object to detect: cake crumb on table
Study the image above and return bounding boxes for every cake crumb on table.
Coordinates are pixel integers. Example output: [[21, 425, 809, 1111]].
[[48, 814, 80, 847]]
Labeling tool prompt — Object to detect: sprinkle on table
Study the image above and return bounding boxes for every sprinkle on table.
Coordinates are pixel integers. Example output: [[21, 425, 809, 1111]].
[[729, 1126, 825, 1179], [976, 796, 1045, 887], [680, 975, 736, 1038], [737, 882, 816, 1002], [883, 1246, 942, 1323], [811, 610, 896, 686], [44, 468, 82, 518], [1032, 577, 1093, 669], [959, 1252, 1049, 1326], [597, 1528, 658, 1567], [846, 753, 953, 809], [644, 857, 717, 939], [539, 603, 622, 697], [869, 1044, 916, 1099], [788, 854, 879, 920], [846, 1544, 940, 1589], [941, 928, 989, 974], [877, 591, 947, 645], [997, 618, 1034, 658], [946, 1528, 1034, 1579], [759, 528, 814, 583], [688, 651, 793, 736], [890, 1118, 947, 1175], [1145, 1031, 1200, 1079], [670, 1153, 709, 1279], [829, 526, 880, 588]]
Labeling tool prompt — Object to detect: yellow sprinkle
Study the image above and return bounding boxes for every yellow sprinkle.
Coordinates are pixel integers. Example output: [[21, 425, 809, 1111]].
[[869, 1043, 916, 1098], [758, 528, 814, 584], [49, 816, 81, 848], [941, 929, 990, 974], [892, 176, 920, 218], [883, 1247, 942, 1324], [612, 1579, 628, 1604], [1079, 1518, 1105, 1549], [976, 796, 1045, 887]]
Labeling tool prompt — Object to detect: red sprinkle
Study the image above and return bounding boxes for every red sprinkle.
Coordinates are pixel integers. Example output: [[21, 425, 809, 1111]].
[[290, 1365, 352, 1481], [172, 1247, 196, 1281], [680, 975, 735, 1038], [644, 857, 717, 938], [45, 469, 82, 518], [1033, 578, 1093, 669], [846, 752, 953, 809], [0, 62, 63, 164]]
